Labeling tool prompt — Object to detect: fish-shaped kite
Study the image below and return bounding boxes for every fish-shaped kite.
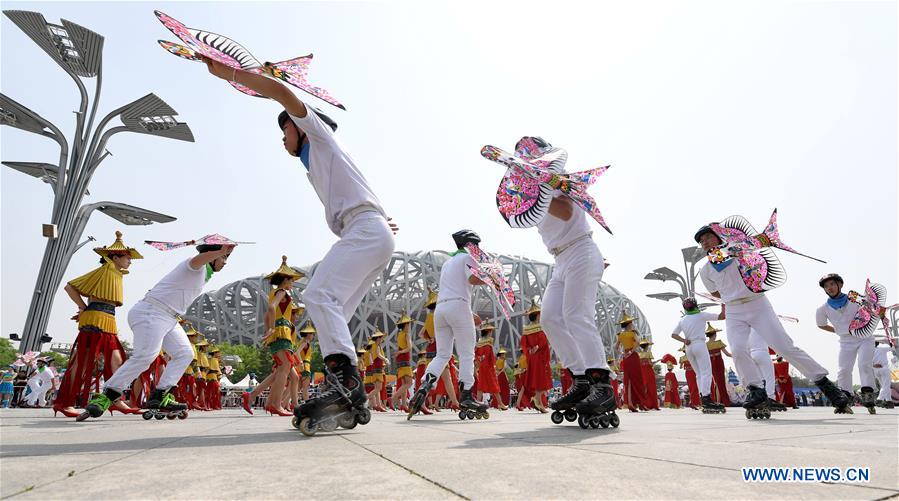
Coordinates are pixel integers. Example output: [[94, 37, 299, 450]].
[[480, 137, 611, 233], [155, 10, 345, 109], [145, 233, 253, 251]]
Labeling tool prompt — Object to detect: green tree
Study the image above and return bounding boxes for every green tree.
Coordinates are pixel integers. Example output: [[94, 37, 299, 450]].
[[218, 342, 271, 382], [39, 351, 68, 368], [0, 338, 17, 367]]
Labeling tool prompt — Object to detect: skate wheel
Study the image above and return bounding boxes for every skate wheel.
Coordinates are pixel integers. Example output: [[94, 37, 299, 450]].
[[458, 411, 467, 420], [142, 411, 153, 420], [154, 412, 165, 420], [298, 417, 317, 437], [166, 414, 177, 420], [564, 409, 578, 422], [292, 416, 302, 430], [550, 411, 564, 424], [356, 408, 372, 425], [598, 416, 610, 428], [609, 414, 620, 428], [178, 411, 188, 420], [868, 407, 876, 415], [337, 414, 356, 429], [577, 414, 590, 429], [320, 419, 338, 433], [466, 410, 476, 420], [745, 410, 752, 419]]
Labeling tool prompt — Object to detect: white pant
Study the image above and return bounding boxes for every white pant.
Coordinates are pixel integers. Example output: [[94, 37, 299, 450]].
[[425, 299, 477, 390], [725, 296, 828, 388], [540, 239, 608, 375], [103, 303, 194, 392], [837, 335, 875, 391], [875, 367, 892, 401], [685, 341, 713, 396], [304, 212, 395, 364], [25, 377, 49, 406], [747, 330, 776, 398]]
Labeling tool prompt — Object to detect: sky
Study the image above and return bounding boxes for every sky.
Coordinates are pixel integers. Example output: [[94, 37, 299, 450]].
[[2, 1, 896, 382]]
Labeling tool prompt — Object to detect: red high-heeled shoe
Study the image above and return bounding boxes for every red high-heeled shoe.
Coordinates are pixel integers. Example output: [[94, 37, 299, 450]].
[[265, 405, 291, 416], [53, 405, 80, 418], [109, 401, 142, 416], [420, 406, 433, 415], [241, 392, 254, 415]]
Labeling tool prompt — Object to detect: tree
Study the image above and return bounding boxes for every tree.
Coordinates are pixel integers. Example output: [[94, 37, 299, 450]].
[[217, 342, 271, 382], [39, 350, 68, 368], [0, 339, 17, 368]]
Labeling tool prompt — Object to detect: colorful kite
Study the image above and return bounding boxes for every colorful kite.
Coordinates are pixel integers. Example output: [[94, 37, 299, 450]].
[[465, 243, 515, 320], [480, 137, 612, 233], [145, 234, 253, 251], [155, 11, 345, 109], [848, 279, 895, 339]]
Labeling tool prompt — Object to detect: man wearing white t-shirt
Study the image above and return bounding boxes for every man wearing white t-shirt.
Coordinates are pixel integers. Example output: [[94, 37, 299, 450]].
[[872, 341, 895, 408], [200, 57, 396, 423], [693, 224, 850, 413], [25, 358, 55, 407], [671, 298, 726, 412], [78, 244, 234, 420], [408, 230, 487, 419], [815, 273, 877, 412]]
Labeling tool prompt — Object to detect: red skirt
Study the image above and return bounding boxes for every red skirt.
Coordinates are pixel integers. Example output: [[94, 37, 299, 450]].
[[55, 329, 128, 408]]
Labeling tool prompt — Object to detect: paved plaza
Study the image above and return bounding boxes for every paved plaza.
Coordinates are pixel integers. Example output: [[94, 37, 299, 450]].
[[0, 407, 896, 500]]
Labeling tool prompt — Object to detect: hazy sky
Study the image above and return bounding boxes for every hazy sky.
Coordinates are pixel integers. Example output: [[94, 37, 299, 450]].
[[2, 1, 896, 382]]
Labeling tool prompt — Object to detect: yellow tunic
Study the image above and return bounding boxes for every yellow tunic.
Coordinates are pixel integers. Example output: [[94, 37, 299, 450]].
[[495, 358, 506, 372], [367, 344, 386, 382], [362, 351, 373, 384], [514, 353, 528, 375], [197, 351, 210, 379], [263, 289, 296, 347], [68, 261, 125, 334], [396, 328, 413, 378], [183, 344, 199, 376], [618, 330, 638, 351], [522, 322, 543, 335], [206, 357, 221, 382], [300, 343, 313, 375], [706, 339, 727, 351], [639, 350, 654, 361]]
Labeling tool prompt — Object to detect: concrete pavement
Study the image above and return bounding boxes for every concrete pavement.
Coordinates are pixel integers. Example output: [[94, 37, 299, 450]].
[[1, 406, 896, 500]]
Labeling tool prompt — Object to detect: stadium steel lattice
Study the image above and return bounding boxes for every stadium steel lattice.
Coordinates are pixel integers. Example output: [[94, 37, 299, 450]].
[[181, 251, 652, 359]]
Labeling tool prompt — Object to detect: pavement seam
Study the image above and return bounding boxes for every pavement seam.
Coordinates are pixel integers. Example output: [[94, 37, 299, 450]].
[[733, 428, 887, 444], [1, 418, 241, 500], [338, 435, 469, 500]]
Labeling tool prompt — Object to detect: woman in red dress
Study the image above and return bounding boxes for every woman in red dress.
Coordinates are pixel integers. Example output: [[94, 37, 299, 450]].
[[705, 323, 732, 406], [474, 324, 505, 410], [679, 348, 701, 409], [660, 354, 681, 408], [521, 304, 552, 413], [495, 349, 510, 408]]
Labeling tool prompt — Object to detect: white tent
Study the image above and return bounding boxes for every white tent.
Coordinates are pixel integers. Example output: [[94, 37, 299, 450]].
[[223, 375, 251, 389]]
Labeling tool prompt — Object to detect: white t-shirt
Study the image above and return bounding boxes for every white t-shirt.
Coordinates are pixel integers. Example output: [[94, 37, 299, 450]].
[[815, 300, 860, 336], [143, 258, 207, 315], [537, 193, 591, 251], [699, 261, 761, 304], [437, 252, 476, 303], [672, 312, 718, 343], [873, 345, 890, 367], [288, 110, 386, 237]]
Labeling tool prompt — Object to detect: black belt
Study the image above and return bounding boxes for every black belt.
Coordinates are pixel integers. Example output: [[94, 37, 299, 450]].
[[85, 302, 115, 315]]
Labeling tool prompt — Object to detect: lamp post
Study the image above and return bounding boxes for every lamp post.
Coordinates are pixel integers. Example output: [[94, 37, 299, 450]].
[[645, 246, 706, 303], [2, 11, 193, 352]]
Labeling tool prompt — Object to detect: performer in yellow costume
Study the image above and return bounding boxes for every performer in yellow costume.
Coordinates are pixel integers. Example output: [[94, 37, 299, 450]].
[[262, 256, 303, 416], [391, 312, 414, 411], [55, 232, 143, 417]]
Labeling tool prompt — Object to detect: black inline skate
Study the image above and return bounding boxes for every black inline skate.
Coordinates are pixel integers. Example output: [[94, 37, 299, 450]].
[[457, 383, 489, 420], [573, 369, 619, 429], [549, 370, 589, 425], [701, 394, 726, 414], [293, 354, 370, 436], [743, 385, 771, 420]]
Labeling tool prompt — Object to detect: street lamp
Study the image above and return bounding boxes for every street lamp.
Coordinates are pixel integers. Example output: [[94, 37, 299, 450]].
[[646, 292, 682, 302], [2, 10, 193, 352]]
